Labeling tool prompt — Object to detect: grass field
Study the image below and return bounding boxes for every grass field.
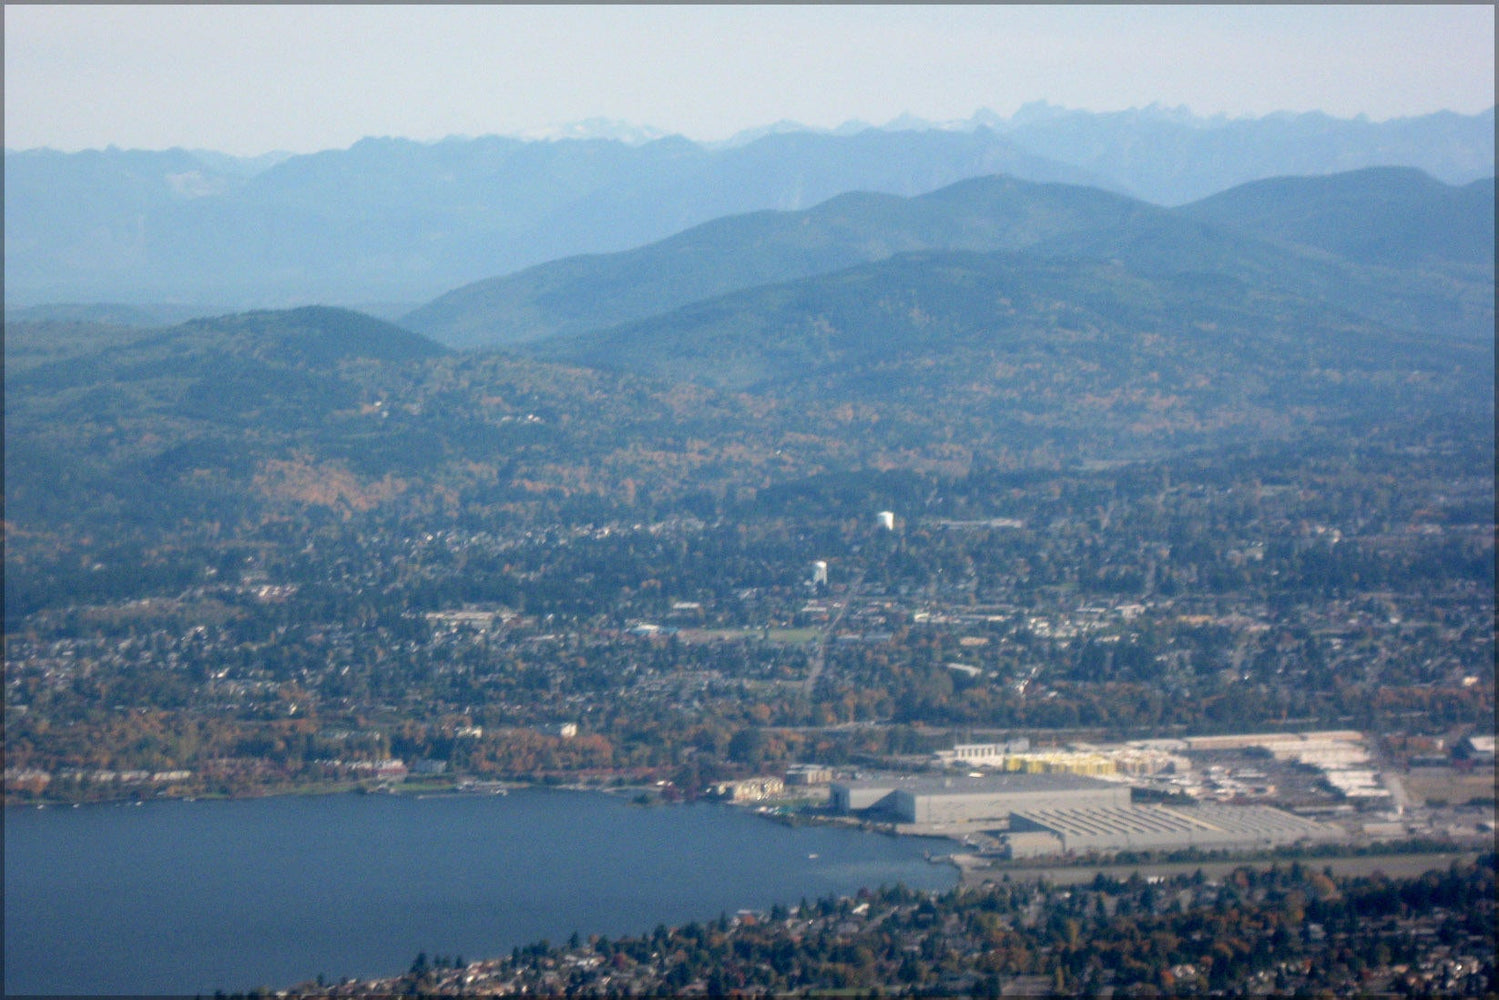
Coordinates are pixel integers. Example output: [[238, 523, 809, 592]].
[[1402, 766, 1497, 806]]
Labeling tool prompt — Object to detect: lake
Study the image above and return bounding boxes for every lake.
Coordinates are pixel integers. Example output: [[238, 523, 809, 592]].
[[4, 788, 956, 994]]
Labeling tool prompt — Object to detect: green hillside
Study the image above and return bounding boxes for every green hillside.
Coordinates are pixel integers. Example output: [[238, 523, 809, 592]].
[[406, 169, 1492, 352], [7, 306, 445, 422], [1179, 166, 1496, 271], [5, 308, 448, 532], [14, 261, 1490, 567], [524, 250, 1491, 450], [8, 213, 1492, 594], [1028, 201, 1493, 342], [400, 176, 1153, 349]]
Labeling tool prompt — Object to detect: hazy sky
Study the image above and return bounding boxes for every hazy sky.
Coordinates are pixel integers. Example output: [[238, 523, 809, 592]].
[[5, 4, 1495, 156]]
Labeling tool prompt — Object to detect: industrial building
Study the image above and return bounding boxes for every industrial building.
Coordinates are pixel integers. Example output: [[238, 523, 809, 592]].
[[711, 776, 784, 803], [934, 739, 1031, 766], [830, 772, 1128, 823], [1183, 730, 1364, 752], [1458, 734, 1496, 764], [934, 741, 1189, 778], [830, 771, 1347, 859], [1006, 804, 1344, 857], [785, 763, 833, 786]]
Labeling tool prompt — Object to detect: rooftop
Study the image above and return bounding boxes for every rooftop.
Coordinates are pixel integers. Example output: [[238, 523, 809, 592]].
[[1014, 803, 1344, 841], [834, 772, 1116, 795]]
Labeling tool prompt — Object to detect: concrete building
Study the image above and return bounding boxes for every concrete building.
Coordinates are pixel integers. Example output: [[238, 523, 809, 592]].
[[1184, 730, 1365, 752], [1459, 734, 1496, 764], [935, 739, 1031, 766], [832, 769, 1350, 860], [991, 751, 1119, 778], [938, 741, 1189, 779], [1005, 830, 1066, 859], [1007, 803, 1344, 856], [785, 763, 833, 786], [713, 776, 785, 803], [831, 772, 1128, 824], [831, 778, 906, 812]]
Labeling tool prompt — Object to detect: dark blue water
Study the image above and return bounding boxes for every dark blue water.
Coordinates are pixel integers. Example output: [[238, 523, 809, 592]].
[[5, 789, 955, 994]]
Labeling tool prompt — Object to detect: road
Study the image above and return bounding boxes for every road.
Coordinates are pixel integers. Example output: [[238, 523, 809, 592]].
[[801, 570, 864, 697], [960, 850, 1484, 887]]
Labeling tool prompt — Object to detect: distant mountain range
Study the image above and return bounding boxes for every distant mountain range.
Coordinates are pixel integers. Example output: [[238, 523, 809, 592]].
[[987, 102, 1495, 204], [2, 130, 1105, 310], [5, 104, 1492, 310]]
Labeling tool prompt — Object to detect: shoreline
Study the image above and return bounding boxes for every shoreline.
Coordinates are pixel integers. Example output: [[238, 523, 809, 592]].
[[5, 767, 714, 809], [5, 776, 528, 809], [16, 784, 1486, 879]]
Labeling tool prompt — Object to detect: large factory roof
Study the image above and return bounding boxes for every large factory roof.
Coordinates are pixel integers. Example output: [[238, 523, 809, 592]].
[[1187, 804, 1347, 840], [837, 772, 1116, 796], [1014, 803, 1343, 848], [1016, 806, 1211, 840]]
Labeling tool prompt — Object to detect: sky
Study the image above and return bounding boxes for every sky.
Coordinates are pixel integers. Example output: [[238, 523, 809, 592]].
[[5, 4, 1495, 157]]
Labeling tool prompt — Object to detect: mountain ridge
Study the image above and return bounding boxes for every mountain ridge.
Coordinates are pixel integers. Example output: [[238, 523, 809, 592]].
[[401, 175, 1155, 349], [7, 105, 1491, 309], [1178, 167, 1496, 271], [521, 246, 1490, 402], [406, 168, 1493, 351]]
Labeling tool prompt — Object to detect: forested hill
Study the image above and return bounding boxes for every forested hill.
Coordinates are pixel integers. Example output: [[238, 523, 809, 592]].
[[9, 254, 1491, 570], [407, 168, 1494, 351], [401, 176, 1154, 349], [1178, 167, 1496, 272], [6, 305, 445, 380], [4, 307, 448, 536], [522, 248, 1493, 435]]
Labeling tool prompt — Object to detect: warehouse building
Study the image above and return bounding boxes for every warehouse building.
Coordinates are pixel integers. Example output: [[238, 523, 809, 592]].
[[830, 772, 1128, 824], [1006, 803, 1344, 857], [785, 763, 834, 786], [830, 771, 1348, 859], [1458, 734, 1496, 764], [934, 739, 1031, 766]]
